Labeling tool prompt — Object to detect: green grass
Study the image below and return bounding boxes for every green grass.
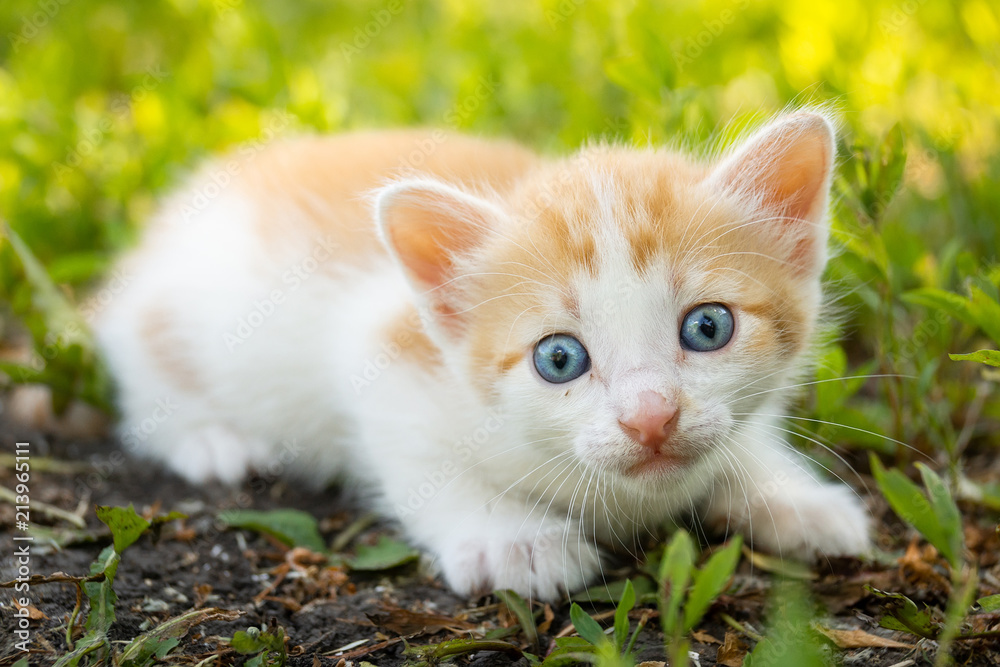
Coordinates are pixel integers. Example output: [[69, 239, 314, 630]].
[[2, 0, 999, 663]]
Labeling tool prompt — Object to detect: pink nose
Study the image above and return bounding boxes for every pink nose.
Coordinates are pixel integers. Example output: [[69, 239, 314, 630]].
[[619, 391, 679, 452]]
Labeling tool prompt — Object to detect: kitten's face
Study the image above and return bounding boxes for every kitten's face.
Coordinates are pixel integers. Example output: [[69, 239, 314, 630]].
[[377, 113, 834, 490], [464, 154, 824, 488]]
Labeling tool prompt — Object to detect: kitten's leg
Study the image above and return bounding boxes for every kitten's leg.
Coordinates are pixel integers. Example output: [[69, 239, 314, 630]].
[[391, 478, 604, 602], [703, 418, 870, 560], [116, 406, 262, 485], [438, 505, 604, 602], [169, 425, 258, 484]]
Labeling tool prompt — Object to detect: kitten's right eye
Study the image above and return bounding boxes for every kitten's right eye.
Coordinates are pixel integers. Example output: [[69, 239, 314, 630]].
[[533, 334, 590, 384], [680, 303, 734, 351]]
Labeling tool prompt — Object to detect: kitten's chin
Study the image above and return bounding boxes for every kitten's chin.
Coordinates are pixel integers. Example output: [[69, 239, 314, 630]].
[[621, 449, 697, 479]]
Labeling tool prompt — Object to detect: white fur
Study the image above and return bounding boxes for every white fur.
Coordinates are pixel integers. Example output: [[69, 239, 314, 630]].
[[96, 118, 870, 601]]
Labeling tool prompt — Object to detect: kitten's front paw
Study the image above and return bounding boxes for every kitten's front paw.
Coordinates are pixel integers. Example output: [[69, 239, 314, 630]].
[[438, 522, 603, 601], [715, 482, 871, 561], [169, 425, 253, 484]]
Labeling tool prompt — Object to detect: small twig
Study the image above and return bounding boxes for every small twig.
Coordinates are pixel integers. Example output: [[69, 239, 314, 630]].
[[323, 635, 409, 659], [0, 454, 91, 474], [463, 602, 502, 615], [625, 610, 654, 655], [329, 512, 378, 552], [66, 582, 84, 650], [0, 484, 87, 528], [0, 571, 105, 588], [253, 563, 290, 603], [719, 613, 764, 643], [427, 639, 523, 659], [74, 490, 91, 520], [952, 630, 1000, 641], [953, 380, 989, 460]]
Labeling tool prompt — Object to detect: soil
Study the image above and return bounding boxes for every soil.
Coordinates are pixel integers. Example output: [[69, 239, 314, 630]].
[[1, 418, 1000, 666]]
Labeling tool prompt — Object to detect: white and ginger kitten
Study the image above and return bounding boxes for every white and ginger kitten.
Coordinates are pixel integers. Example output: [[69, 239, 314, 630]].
[[96, 112, 870, 600]]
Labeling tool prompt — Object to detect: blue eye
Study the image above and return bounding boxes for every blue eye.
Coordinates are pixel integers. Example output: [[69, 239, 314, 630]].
[[533, 334, 590, 384], [680, 303, 734, 352]]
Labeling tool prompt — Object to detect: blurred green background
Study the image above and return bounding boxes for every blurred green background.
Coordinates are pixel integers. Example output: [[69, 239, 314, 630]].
[[0, 0, 998, 466]]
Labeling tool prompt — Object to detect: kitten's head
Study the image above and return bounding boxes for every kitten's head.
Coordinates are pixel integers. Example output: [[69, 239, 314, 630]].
[[376, 113, 835, 488]]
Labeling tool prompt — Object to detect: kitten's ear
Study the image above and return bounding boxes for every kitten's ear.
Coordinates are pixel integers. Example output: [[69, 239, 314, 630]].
[[709, 112, 836, 276], [375, 178, 503, 307]]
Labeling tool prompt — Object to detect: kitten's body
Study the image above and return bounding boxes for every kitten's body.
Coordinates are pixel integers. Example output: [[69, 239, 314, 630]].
[[97, 117, 870, 600]]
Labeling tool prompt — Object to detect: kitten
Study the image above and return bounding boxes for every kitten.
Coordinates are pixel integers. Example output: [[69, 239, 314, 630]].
[[96, 112, 870, 600]]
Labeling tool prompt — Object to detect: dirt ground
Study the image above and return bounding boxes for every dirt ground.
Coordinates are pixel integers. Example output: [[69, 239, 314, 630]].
[[2, 417, 1000, 666]]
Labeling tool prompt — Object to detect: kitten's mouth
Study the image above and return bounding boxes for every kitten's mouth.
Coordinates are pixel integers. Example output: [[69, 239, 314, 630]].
[[623, 449, 695, 478]]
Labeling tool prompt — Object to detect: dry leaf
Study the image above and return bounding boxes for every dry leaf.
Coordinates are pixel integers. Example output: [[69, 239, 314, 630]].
[[637, 662, 666, 667], [816, 625, 915, 649], [496, 601, 517, 628], [537, 603, 555, 634], [262, 595, 303, 612], [366, 606, 475, 636], [717, 631, 749, 667], [172, 523, 198, 542], [818, 569, 896, 614], [743, 545, 817, 580], [965, 522, 1000, 567], [193, 583, 213, 608], [898, 539, 950, 591], [692, 629, 722, 645], [14, 600, 46, 620]]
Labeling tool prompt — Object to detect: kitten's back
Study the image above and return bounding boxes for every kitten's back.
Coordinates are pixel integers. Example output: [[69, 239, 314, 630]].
[[93, 130, 537, 483], [229, 130, 539, 257]]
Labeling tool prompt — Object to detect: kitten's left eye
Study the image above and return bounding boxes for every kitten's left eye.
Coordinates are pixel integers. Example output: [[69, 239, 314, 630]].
[[680, 303, 734, 352], [533, 334, 590, 384]]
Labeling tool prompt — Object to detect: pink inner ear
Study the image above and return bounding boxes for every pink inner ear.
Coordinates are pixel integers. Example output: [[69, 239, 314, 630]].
[[715, 114, 834, 274], [752, 130, 830, 223], [721, 114, 833, 223], [381, 186, 491, 291]]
